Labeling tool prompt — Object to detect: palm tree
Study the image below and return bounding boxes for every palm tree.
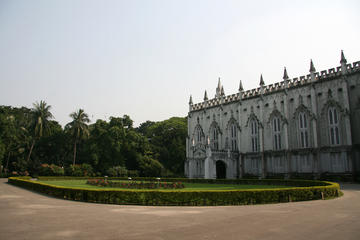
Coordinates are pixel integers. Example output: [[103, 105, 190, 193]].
[[66, 109, 90, 166], [26, 100, 54, 163]]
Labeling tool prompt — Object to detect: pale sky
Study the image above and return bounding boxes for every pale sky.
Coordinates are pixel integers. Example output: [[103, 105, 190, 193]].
[[0, 0, 359, 126]]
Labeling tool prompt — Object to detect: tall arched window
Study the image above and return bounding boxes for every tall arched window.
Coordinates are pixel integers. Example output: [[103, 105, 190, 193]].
[[328, 107, 340, 145], [273, 117, 281, 150], [251, 120, 259, 152], [230, 124, 237, 151], [194, 125, 204, 145], [211, 127, 219, 150], [299, 112, 309, 148], [197, 128, 202, 142]]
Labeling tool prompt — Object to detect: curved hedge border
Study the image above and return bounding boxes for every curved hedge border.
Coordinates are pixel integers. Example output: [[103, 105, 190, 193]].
[[8, 177, 341, 206]]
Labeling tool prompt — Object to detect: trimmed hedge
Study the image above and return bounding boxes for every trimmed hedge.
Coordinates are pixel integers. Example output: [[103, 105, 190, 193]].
[[8, 177, 341, 206], [36, 176, 328, 187]]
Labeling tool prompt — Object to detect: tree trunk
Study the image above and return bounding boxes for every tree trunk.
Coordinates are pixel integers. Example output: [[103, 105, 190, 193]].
[[26, 140, 36, 164], [5, 151, 11, 174], [73, 141, 77, 166]]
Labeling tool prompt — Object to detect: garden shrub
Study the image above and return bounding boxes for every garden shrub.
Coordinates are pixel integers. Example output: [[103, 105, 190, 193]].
[[8, 177, 341, 206], [106, 166, 128, 177], [64, 164, 94, 177], [127, 170, 139, 177], [81, 164, 94, 177], [65, 165, 83, 176], [39, 164, 64, 176]]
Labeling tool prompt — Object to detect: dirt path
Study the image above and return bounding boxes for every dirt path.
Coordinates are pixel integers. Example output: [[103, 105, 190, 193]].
[[0, 178, 359, 240]]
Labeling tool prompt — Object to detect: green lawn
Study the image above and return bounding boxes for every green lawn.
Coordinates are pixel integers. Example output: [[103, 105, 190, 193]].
[[38, 180, 291, 191]]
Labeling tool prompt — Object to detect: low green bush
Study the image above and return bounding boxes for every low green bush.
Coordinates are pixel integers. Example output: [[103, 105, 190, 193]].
[[64, 164, 94, 177], [8, 177, 341, 206], [106, 166, 127, 177], [39, 164, 64, 176]]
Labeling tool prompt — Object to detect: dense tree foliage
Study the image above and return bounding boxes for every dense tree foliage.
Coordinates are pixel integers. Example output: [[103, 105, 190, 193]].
[[139, 117, 187, 175], [0, 103, 187, 177]]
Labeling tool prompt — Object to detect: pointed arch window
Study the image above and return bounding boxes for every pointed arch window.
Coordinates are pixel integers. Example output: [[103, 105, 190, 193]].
[[273, 117, 281, 150], [230, 123, 237, 151], [299, 112, 309, 148], [197, 129, 202, 142], [211, 127, 219, 150], [251, 120, 259, 152], [194, 125, 204, 145], [328, 107, 340, 145]]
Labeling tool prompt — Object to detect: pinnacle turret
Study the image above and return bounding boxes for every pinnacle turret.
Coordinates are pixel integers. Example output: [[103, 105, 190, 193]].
[[204, 90, 208, 101], [340, 50, 347, 64], [189, 95, 193, 105], [309, 59, 316, 73], [221, 86, 225, 96], [283, 67, 289, 80], [215, 77, 222, 98], [259, 74, 265, 86], [238, 80, 244, 92]]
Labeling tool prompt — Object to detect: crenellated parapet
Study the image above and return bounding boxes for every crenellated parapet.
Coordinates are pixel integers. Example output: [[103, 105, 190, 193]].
[[189, 54, 360, 113]]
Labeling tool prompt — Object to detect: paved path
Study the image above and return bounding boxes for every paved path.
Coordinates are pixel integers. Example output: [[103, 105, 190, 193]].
[[0, 179, 359, 240]]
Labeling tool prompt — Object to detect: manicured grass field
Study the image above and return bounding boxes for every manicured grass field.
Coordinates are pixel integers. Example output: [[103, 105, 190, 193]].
[[38, 179, 291, 191]]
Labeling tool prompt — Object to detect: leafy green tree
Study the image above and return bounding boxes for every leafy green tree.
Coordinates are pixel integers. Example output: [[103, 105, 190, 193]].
[[26, 101, 54, 165], [138, 154, 163, 177], [0, 106, 32, 174], [140, 117, 187, 175], [137, 120, 155, 136], [35, 121, 69, 167], [65, 109, 90, 166], [85, 116, 149, 174], [0, 139, 5, 172]]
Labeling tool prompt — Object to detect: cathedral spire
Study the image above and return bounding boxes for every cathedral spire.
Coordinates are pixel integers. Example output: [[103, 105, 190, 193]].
[[215, 77, 222, 98], [340, 50, 347, 64], [309, 59, 316, 73], [283, 67, 289, 80], [238, 80, 244, 92], [221, 86, 225, 96], [309, 59, 316, 82], [204, 90, 208, 101], [340, 50, 348, 75], [259, 74, 265, 86]]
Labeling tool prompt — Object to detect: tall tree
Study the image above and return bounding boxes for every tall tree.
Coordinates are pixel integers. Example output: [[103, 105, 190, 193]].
[[66, 109, 90, 166], [142, 117, 187, 175], [26, 101, 53, 164]]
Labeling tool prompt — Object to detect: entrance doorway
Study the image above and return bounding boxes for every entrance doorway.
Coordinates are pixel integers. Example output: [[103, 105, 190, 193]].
[[216, 161, 226, 179]]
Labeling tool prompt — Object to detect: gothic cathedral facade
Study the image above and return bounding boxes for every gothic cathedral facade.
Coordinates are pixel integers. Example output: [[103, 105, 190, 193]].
[[185, 51, 360, 179]]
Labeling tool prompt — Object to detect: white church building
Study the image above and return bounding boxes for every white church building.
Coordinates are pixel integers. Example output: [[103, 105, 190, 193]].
[[185, 51, 360, 179]]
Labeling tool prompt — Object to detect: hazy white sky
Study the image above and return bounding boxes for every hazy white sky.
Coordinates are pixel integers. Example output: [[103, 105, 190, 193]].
[[0, 0, 359, 126]]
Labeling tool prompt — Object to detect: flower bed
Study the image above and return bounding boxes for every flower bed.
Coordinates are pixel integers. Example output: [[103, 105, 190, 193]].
[[86, 179, 185, 189]]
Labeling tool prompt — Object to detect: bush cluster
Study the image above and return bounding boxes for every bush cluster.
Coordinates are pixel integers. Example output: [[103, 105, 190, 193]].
[[9, 177, 341, 206], [8, 171, 30, 177], [105, 166, 139, 177], [64, 164, 94, 177], [39, 164, 64, 176], [86, 179, 185, 189]]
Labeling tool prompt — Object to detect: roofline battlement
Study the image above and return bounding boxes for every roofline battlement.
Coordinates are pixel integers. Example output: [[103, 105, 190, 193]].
[[189, 57, 360, 113]]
